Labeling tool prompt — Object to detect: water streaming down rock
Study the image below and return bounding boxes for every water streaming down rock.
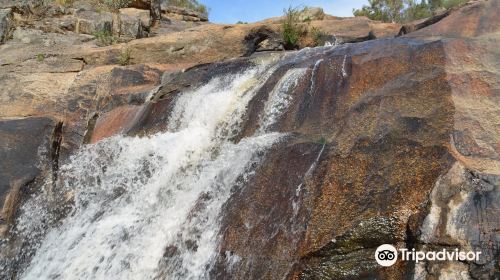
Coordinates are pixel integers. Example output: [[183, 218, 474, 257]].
[[10, 56, 312, 280], [257, 68, 308, 133]]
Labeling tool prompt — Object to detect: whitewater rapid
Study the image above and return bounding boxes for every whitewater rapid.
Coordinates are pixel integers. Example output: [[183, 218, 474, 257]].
[[13, 57, 309, 280]]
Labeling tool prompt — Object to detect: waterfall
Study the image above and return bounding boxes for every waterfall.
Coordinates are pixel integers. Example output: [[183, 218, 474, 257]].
[[11, 57, 308, 280]]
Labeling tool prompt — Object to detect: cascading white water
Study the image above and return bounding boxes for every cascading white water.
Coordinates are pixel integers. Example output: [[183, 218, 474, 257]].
[[258, 68, 307, 133], [13, 57, 308, 280]]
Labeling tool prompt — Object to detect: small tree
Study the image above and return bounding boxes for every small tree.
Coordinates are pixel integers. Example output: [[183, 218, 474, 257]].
[[353, 0, 404, 23], [354, 0, 469, 23], [403, 0, 432, 22], [441, 0, 468, 9], [281, 6, 304, 49]]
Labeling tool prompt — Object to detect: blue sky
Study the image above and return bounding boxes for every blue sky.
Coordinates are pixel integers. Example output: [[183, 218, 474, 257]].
[[201, 0, 369, 23]]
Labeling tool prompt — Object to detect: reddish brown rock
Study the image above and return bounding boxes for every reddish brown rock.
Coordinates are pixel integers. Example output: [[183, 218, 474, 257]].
[[0, 117, 60, 235], [96, 2, 497, 279], [208, 37, 456, 280], [404, 0, 499, 38], [0, 1, 497, 279], [89, 105, 143, 143], [81, 16, 400, 65]]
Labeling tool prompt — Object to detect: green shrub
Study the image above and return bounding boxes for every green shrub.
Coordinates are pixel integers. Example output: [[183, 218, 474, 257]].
[[281, 6, 305, 49], [310, 26, 326, 46], [353, 0, 468, 23], [353, 0, 403, 23], [441, 0, 468, 9], [403, 0, 432, 22], [36, 53, 45, 62], [93, 29, 117, 46], [118, 48, 131, 66]]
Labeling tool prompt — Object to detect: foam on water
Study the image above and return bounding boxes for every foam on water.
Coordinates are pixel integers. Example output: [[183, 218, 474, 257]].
[[13, 59, 308, 280], [257, 68, 307, 133], [309, 59, 324, 96]]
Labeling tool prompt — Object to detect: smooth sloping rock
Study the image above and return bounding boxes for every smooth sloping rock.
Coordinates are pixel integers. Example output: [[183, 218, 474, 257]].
[[404, 0, 500, 38], [0, 1, 497, 279], [210, 37, 455, 280], [94, 64, 164, 113], [397, 10, 450, 36], [79, 2, 498, 279], [89, 104, 143, 143], [0, 117, 60, 235]]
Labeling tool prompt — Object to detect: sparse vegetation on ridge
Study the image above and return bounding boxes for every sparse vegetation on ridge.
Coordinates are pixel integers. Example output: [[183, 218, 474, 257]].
[[281, 6, 305, 49], [165, 0, 209, 17], [281, 6, 328, 49], [353, 0, 469, 23], [310, 26, 327, 46]]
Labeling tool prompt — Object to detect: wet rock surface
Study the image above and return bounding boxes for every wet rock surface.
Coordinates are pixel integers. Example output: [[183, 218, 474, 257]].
[[0, 0, 498, 279], [0, 117, 60, 236]]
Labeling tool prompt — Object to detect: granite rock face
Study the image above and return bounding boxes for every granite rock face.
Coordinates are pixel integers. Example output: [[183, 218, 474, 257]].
[[0, 117, 60, 237], [0, 0, 498, 279], [161, 5, 208, 22], [84, 1, 497, 279]]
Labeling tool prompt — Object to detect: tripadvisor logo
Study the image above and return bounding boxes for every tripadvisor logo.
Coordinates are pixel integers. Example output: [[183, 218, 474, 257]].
[[374, 244, 482, 267], [375, 244, 398, 266]]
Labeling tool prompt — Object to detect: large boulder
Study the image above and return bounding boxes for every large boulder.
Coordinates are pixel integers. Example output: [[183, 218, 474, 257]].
[[118, 8, 151, 38], [298, 7, 325, 21], [118, 13, 146, 38], [120, 7, 151, 27], [161, 5, 208, 22], [244, 26, 284, 55], [73, 8, 151, 39], [75, 10, 113, 35]]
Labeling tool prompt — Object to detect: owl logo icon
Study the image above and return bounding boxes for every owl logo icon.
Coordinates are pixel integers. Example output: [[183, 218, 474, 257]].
[[375, 244, 398, 266]]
